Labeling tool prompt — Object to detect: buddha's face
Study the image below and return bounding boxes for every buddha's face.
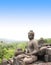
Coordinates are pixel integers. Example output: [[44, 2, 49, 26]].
[[28, 33, 34, 40]]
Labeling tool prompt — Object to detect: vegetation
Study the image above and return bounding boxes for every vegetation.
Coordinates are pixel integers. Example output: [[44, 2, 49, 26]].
[[0, 38, 51, 63], [0, 41, 27, 63]]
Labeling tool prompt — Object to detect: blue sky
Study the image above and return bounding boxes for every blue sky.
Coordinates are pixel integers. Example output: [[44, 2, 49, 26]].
[[0, 0, 51, 41]]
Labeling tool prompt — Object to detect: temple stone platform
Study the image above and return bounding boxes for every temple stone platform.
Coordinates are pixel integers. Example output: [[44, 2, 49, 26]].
[[29, 62, 51, 65]]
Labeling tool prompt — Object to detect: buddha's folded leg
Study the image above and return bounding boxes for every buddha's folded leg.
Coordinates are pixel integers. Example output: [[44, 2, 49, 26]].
[[16, 54, 26, 60], [23, 55, 37, 64]]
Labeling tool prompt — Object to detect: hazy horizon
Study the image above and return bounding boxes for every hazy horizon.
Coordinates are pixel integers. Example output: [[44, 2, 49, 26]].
[[0, 0, 51, 41]]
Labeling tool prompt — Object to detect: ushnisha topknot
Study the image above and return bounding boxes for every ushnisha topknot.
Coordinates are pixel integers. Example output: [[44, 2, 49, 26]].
[[28, 30, 34, 36]]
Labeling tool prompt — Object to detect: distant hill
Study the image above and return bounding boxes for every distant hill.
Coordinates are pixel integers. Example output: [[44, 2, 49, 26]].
[[0, 38, 27, 44], [0, 38, 16, 43]]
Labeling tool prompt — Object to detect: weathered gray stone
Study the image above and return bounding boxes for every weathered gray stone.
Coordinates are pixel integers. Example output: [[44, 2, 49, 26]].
[[46, 48, 51, 55], [7, 64, 10, 65], [44, 55, 49, 62], [13, 57, 20, 65], [49, 55, 51, 62], [2, 59, 7, 65]]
